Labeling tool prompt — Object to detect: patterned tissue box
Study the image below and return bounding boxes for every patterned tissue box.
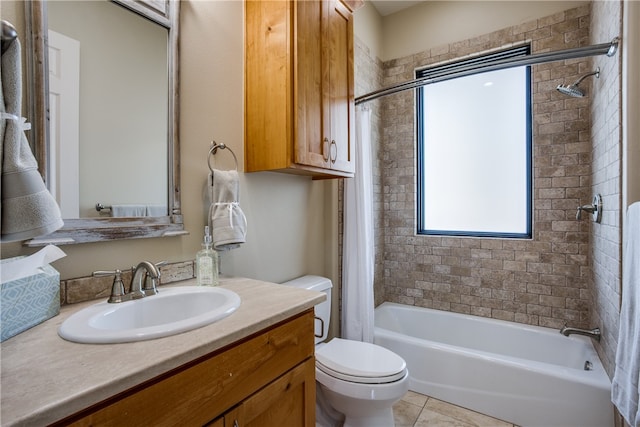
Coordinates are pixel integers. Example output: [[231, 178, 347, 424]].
[[1, 259, 60, 342]]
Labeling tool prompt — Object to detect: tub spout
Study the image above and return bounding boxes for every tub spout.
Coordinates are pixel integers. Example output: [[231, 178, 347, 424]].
[[560, 324, 601, 342]]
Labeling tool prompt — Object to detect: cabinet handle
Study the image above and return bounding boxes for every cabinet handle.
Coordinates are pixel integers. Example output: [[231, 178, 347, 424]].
[[322, 137, 330, 162], [330, 140, 337, 164], [233, 421, 239, 427]]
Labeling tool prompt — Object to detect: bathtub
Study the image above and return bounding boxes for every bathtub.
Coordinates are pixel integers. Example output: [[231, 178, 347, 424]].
[[374, 302, 613, 427]]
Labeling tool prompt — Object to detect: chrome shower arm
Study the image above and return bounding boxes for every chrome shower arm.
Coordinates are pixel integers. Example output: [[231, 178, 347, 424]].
[[572, 68, 600, 86]]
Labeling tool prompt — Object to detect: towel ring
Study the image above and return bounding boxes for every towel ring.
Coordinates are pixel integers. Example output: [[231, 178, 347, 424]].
[[208, 141, 239, 173]]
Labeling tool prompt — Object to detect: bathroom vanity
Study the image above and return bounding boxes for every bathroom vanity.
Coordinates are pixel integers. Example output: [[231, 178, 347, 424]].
[[0, 277, 323, 426]]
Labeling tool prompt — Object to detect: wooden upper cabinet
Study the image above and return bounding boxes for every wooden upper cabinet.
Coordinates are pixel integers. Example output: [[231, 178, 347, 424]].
[[325, 0, 355, 174], [245, 0, 355, 179], [295, 0, 326, 170]]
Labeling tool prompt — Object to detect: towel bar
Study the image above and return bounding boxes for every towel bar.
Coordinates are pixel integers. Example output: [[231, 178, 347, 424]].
[[96, 203, 112, 213], [208, 141, 238, 173]]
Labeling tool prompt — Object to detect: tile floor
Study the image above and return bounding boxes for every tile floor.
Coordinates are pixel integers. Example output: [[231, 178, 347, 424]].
[[393, 391, 517, 427]]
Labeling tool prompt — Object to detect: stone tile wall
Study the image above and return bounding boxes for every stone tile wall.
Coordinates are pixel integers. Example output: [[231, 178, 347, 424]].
[[379, 4, 597, 329]]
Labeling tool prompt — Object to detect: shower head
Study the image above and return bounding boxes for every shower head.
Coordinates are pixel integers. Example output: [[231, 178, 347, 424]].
[[556, 67, 600, 98], [556, 84, 586, 97]]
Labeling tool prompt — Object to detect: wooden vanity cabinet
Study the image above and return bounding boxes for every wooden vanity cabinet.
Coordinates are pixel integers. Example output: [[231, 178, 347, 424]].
[[245, 0, 357, 179], [55, 310, 316, 427]]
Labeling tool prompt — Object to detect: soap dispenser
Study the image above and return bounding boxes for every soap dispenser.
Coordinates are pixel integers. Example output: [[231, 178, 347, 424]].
[[196, 226, 218, 286]]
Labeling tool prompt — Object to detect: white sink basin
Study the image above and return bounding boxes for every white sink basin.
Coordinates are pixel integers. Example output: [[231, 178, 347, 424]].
[[58, 286, 241, 344]]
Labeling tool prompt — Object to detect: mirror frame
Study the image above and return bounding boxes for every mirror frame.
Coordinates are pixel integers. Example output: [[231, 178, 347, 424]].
[[23, 0, 184, 246]]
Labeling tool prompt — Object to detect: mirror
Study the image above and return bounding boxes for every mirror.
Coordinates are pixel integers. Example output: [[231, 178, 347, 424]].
[[24, 0, 183, 246]]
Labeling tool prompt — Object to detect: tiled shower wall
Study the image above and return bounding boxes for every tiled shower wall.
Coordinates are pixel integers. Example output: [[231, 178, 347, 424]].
[[380, 4, 596, 329], [589, 0, 622, 377]]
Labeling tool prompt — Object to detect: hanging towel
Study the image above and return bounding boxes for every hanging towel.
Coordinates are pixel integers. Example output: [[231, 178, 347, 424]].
[[109, 204, 166, 217], [209, 169, 246, 251], [612, 201, 640, 427], [1, 38, 63, 242], [145, 205, 166, 217], [111, 204, 147, 217]]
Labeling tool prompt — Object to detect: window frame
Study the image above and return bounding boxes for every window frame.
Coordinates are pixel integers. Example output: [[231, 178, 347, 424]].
[[416, 46, 533, 239]]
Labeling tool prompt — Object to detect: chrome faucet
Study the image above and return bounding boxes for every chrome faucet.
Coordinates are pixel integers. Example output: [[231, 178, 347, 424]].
[[560, 324, 601, 342], [94, 261, 162, 303]]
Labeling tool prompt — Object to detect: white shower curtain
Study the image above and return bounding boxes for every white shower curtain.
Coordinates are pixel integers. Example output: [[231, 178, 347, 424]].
[[342, 107, 374, 343]]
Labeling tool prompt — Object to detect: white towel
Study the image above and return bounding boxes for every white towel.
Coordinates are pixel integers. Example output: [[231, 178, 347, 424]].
[[110, 204, 166, 217], [145, 205, 166, 217], [209, 170, 246, 251], [612, 201, 640, 427], [1, 38, 63, 242], [111, 204, 147, 217]]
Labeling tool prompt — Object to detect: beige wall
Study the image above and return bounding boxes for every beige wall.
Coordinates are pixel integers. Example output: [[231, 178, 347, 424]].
[[1, 1, 337, 287], [353, 1, 383, 61], [377, 0, 589, 61]]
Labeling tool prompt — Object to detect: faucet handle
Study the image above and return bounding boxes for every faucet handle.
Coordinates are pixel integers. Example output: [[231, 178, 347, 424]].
[[140, 261, 165, 296], [142, 270, 161, 295], [576, 194, 603, 223], [142, 276, 159, 296], [94, 269, 126, 303]]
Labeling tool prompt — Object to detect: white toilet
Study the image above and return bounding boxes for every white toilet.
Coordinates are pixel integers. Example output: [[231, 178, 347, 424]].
[[282, 275, 409, 427]]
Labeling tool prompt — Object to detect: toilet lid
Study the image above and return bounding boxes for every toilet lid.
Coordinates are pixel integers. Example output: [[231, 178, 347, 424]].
[[316, 338, 407, 384]]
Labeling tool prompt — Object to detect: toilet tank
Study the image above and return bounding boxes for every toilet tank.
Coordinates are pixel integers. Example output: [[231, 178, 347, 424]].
[[281, 275, 332, 344]]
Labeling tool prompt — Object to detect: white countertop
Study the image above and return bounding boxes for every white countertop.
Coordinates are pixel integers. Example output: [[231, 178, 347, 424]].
[[0, 277, 324, 426]]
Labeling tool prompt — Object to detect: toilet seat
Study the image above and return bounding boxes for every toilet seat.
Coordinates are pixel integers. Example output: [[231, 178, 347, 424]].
[[316, 338, 407, 384]]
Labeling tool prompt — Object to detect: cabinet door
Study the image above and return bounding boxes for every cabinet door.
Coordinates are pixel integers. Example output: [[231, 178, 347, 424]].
[[326, 0, 355, 174], [207, 407, 240, 427], [234, 359, 316, 427], [206, 416, 225, 427], [245, 0, 293, 172], [295, 0, 330, 169]]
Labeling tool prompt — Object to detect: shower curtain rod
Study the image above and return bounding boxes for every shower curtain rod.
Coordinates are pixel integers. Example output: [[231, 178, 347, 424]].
[[355, 37, 619, 105]]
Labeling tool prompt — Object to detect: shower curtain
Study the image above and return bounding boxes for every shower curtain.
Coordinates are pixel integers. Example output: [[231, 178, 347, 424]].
[[342, 107, 374, 343]]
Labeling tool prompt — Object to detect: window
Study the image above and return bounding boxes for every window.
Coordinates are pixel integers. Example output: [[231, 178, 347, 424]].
[[416, 46, 532, 238]]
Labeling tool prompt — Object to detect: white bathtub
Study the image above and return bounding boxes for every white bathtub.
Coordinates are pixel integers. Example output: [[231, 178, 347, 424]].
[[374, 302, 613, 427]]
